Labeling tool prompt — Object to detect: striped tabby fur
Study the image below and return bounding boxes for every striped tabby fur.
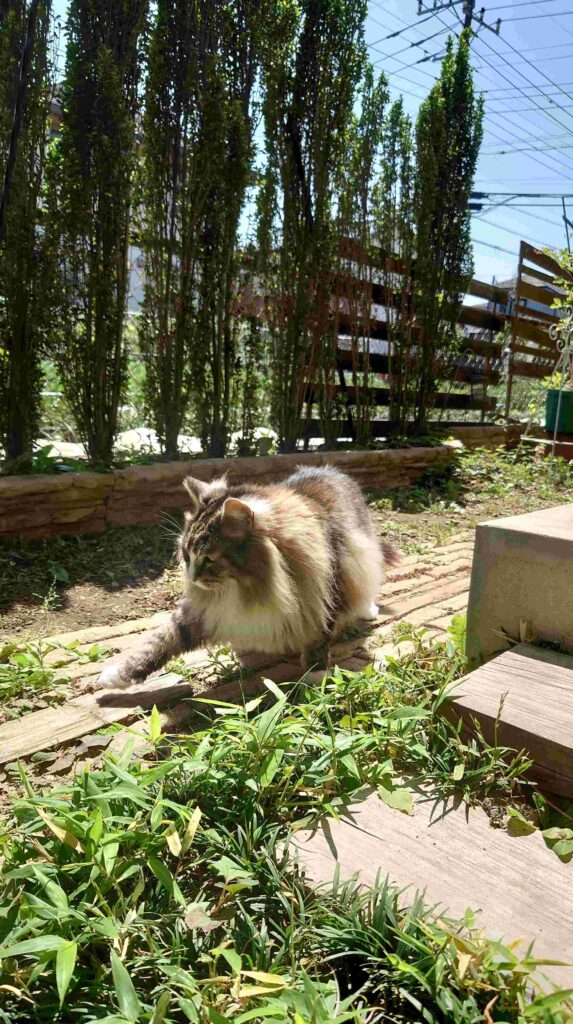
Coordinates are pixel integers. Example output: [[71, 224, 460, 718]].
[[99, 466, 395, 689]]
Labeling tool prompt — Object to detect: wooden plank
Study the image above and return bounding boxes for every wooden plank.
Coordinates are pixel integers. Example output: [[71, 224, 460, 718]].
[[292, 788, 573, 989], [0, 672, 191, 765], [511, 359, 555, 381], [517, 279, 560, 311], [337, 311, 388, 342], [43, 612, 170, 649], [449, 644, 573, 797], [521, 241, 573, 284], [460, 336, 503, 359], [523, 266, 567, 290], [337, 241, 511, 304], [337, 241, 406, 277], [335, 348, 389, 374], [512, 340, 556, 359], [305, 385, 496, 413], [516, 302, 560, 327], [457, 304, 505, 332], [467, 278, 510, 305], [511, 315, 556, 348]]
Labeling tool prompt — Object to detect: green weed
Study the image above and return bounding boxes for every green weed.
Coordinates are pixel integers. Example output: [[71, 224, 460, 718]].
[[0, 646, 564, 1023], [0, 639, 64, 702]]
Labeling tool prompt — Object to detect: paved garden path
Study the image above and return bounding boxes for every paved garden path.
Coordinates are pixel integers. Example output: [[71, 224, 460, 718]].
[[0, 531, 474, 767], [3, 531, 572, 991]]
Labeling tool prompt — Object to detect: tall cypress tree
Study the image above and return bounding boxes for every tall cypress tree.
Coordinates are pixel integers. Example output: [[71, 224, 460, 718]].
[[335, 66, 388, 444], [137, 0, 207, 460], [139, 0, 265, 460], [45, 0, 147, 465], [258, 0, 368, 452], [413, 31, 483, 429], [0, 0, 52, 463], [373, 98, 415, 433]]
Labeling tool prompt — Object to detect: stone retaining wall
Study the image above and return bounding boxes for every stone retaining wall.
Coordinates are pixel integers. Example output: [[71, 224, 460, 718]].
[[0, 446, 455, 541], [445, 423, 523, 449], [0, 423, 524, 541]]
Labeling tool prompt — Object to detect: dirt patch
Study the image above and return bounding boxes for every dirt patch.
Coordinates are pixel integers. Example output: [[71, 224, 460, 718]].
[[0, 521, 181, 637], [2, 447, 573, 639]]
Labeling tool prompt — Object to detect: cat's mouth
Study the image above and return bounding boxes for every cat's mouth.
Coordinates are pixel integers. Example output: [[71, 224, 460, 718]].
[[188, 578, 218, 592]]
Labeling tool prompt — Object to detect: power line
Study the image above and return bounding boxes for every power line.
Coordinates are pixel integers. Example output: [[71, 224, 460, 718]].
[[551, 14, 573, 42], [367, 7, 450, 42], [483, 129, 573, 149], [474, 38, 573, 142], [413, 1, 573, 182], [369, 24, 452, 65], [417, 4, 573, 171], [474, 51, 573, 73], [370, 4, 573, 190], [476, 203, 573, 209], [491, 0, 566, 7], [503, 9, 573, 21], [479, 19, 573, 106], [485, 116, 573, 180], [474, 215, 560, 247], [475, 177, 573, 183], [473, 190, 573, 197], [482, 81, 573, 95], [487, 142, 573, 155], [472, 237, 518, 256], [367, 61, 439, 92], [478, 207, 564, 230], [488, 103, 573, 115]]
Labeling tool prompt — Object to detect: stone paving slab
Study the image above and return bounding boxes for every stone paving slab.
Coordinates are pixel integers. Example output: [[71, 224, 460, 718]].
[[0, 537, 473, 764], [291, 787, 573, 990]]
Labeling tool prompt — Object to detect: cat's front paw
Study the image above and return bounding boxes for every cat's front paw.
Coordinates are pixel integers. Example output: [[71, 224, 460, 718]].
[[97, 662, 134, 690]]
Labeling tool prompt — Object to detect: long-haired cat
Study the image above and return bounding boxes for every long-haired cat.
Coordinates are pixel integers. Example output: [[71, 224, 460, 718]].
[[99, 465, 396, 689]]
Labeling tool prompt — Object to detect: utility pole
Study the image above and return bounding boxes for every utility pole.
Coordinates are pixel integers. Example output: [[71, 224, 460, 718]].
[[463, 0, 474, 29], [563, 198, 572, 255], [418, 0, 501, 35]]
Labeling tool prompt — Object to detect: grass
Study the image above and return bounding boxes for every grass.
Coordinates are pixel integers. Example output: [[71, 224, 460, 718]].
[[368, 446, 573, 554], [0, 520, 180, 615], [0, 638, 110, 720], [1, 636, 571, 1024], [0, 639, 67, 706]]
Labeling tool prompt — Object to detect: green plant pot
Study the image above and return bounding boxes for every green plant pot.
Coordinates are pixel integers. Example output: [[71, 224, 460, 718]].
[[545, 389, 573, 434]]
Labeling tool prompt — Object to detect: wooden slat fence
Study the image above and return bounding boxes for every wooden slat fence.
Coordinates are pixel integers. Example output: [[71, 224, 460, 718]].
[[504, 242, 573, 416], [302, 239, 570, 441]]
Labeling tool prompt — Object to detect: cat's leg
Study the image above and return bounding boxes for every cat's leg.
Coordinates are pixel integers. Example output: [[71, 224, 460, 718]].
[[357, 602, 379, 621], [300, 629, 332, 680], [98, 600, 205, 690]]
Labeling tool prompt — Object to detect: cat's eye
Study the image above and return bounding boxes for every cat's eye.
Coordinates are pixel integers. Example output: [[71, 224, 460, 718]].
[[203, 555, 215, 567], [182, 552, 190, 566]]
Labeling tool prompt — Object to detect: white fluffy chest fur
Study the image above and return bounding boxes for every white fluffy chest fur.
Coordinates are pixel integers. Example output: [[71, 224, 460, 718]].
[[200, 579, 309, 654]]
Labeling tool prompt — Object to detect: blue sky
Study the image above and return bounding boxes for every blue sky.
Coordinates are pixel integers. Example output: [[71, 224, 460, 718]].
[[365, 0, 573, 284], [52, 0, 573, 286]]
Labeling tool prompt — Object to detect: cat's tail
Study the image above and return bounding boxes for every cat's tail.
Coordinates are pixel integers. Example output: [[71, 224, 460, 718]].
[[382, 541, 401, 568]]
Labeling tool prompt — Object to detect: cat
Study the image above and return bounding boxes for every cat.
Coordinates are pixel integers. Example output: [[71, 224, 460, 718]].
[[98, 465, 397, 689]]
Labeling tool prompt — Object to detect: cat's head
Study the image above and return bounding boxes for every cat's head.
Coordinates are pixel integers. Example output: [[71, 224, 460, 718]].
[[179, 475, 270, 596]]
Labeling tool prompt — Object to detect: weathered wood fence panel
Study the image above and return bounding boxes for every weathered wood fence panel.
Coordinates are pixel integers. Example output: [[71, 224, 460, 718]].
[[302, 239, 568, 441]]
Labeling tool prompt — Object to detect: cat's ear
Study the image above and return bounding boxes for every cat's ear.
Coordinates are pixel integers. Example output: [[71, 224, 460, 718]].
[[221, 497, 254, 538], [183, 475, 227, 514]]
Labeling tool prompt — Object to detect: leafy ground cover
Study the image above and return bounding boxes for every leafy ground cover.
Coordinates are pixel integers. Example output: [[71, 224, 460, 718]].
[[2, 446, 573, 638], [369, 446, 573, 554], [1, 637, 572, 1024]]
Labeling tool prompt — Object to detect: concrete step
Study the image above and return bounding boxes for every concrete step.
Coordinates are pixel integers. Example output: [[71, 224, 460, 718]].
[[291, 786, 573, 990], [449, 643, 573, 797]]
